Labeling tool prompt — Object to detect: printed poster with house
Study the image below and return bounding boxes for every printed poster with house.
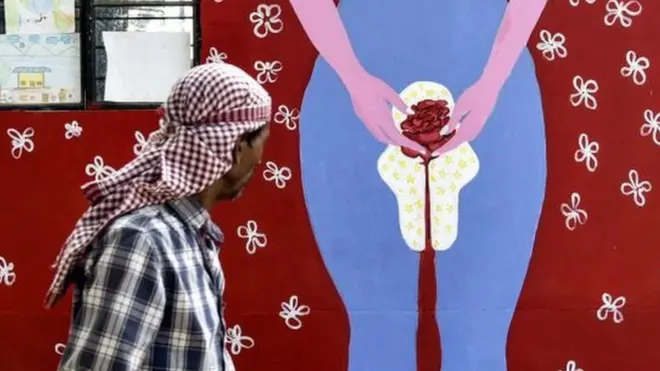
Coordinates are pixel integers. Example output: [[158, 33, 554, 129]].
[[0, 33, 81, 105], [3, 0, 75, 34]]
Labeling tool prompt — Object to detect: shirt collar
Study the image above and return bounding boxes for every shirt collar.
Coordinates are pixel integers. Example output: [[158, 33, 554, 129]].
[[167, 197, 224, 243]]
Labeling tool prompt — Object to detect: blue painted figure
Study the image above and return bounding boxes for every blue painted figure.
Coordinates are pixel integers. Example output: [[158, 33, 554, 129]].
[[290, 0, 549, 369]]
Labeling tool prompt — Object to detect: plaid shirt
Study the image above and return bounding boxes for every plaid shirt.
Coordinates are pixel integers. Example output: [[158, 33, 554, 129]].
[[59, 197, 231, 371]]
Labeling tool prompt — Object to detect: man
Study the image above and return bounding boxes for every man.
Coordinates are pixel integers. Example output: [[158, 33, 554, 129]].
[[45, 63, 271, 371]]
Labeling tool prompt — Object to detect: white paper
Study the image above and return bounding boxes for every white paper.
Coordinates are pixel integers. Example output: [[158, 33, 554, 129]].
[[3, 0, 75, 34], [103, 32, 191, 103], [0, 33, 81, 105]]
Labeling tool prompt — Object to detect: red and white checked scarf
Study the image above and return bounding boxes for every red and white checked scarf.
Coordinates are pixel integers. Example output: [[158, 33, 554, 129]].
[[45, 63, 272, 308]]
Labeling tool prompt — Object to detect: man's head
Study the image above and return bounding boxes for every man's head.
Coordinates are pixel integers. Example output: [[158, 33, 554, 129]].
[[207, 123, 270, 202], [156, 63, 272, 208]]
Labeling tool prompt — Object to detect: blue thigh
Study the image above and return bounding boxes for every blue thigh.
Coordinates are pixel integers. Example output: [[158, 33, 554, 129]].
[[435, 51, 547, 371], [300, 61, 419, 370]]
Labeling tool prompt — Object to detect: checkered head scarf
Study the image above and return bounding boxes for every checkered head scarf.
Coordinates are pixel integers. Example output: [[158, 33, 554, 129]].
[[45, 63, 272, 308]]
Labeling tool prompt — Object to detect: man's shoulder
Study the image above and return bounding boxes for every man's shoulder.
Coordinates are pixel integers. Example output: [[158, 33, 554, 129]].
[[100, 204, 175, 248]]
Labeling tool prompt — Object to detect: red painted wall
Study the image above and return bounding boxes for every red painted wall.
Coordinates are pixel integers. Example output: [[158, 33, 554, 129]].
[[0, 0, 658, 370]]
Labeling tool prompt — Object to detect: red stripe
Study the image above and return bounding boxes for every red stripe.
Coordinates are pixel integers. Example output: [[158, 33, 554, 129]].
[[416, 158, 441, 370]]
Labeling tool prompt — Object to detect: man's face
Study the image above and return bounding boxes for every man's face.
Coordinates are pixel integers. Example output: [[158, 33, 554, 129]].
[[220, 125, 270, 199]]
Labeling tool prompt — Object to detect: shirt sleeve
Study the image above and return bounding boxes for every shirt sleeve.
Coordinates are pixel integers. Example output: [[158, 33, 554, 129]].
[[59, 225, 166, 371]]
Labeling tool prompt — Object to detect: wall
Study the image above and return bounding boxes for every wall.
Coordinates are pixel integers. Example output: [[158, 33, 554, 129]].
[[0, 0, 659, 370]]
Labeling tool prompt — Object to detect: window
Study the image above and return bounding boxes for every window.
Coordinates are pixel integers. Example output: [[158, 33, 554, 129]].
[[0, 0, 200, 110]]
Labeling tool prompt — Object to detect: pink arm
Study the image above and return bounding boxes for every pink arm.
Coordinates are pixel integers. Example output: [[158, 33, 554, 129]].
[[289, 0, 547, 89], [288, 0, 364, 86], [481, 0, 549, 88]]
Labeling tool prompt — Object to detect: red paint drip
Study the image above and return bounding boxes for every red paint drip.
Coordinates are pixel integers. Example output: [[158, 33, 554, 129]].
[[416, 155, 441, 371], [398, 98, 453, 370]]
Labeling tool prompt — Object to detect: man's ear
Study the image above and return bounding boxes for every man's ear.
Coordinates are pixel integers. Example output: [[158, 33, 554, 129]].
[[233, 138, 247, 165]]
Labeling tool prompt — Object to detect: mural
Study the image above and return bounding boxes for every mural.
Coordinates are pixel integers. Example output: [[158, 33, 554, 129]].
[[295, 0, 546, 369], [1, 0, 659, 370]]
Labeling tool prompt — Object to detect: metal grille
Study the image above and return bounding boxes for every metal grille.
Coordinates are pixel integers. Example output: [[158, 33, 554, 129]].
[[0, 0, 200, 110]]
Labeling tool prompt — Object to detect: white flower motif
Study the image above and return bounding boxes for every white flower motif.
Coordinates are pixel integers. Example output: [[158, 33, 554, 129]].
[[620, 50, 650, 85], [620, 169, 652, 207], [560, 192, 588, 231], [574, 133, 599, 172], [225, 325, 255, 355], [0, 256, 16, 286], [604, 0, 642, 27], [254, 60, 282, 84], [85, 156, 116, 181], [54, 343, 66, 355], [206, 47, 228, 64], [237, 220, 267, 255], [561, 360, 583, 371], [64, 120, 82, 139], [273, 105, 300, 130], [596, 292, 626, 324], [536, 30, 567, 61], [263, 161, 292, 189], [640, 109, 660, 146], [133, 131, 148, 156], [249, 4, 284, 38], [569, 0, 595, 5], [279, 295, 311, 330], [569, 76, 598, 110], [7, 127, 34, 159]]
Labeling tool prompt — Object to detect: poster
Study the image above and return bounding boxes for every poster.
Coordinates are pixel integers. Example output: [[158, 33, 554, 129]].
[[0, 33, 81, 105], [3, 0, 75, 34], [103, 32, 191, 102]]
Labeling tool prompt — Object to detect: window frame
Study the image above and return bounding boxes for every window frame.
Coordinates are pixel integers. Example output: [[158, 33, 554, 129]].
[[0, 0, 201, 111]]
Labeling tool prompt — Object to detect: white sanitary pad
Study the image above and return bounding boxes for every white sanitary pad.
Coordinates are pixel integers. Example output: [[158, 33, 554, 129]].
[[376, 81, 480, 251]]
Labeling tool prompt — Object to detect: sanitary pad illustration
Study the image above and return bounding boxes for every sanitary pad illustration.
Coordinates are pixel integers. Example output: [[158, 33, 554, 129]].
[[377, 81, 480, 251]]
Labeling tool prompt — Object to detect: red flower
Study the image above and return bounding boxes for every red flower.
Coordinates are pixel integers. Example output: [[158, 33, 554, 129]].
[[399, 99, 455, 159]]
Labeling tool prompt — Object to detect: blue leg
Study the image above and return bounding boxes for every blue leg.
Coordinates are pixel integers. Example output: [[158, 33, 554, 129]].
[[300, 59, 419, 371], [435, 54, 547, 371]]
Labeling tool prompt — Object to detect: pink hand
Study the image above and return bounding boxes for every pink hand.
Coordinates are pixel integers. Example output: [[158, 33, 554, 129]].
[[345, 72, 426, 153], [432, 78, 499, 156]]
